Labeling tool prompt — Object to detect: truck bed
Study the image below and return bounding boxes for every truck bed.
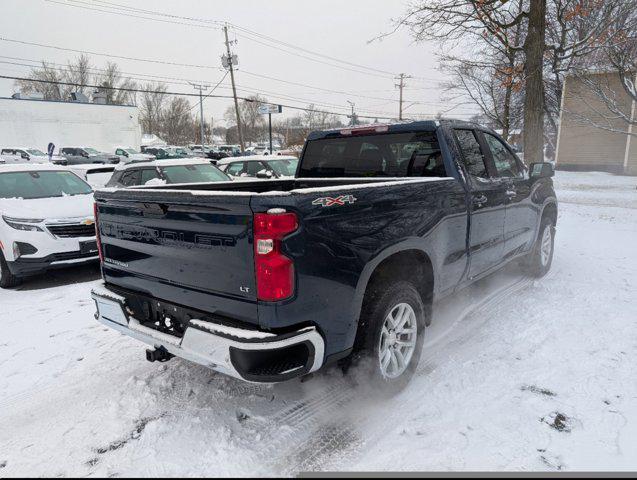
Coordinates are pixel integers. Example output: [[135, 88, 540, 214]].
[[93, 176, 455, 340]]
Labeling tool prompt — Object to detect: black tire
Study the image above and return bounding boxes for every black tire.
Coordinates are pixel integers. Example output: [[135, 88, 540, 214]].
[[352, 280, 427, 393], [523, 216, 555, 278], [0, 250, 21, 288]]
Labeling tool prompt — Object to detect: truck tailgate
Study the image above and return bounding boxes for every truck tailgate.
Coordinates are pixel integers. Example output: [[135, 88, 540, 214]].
[[95, 189, 258, 324]]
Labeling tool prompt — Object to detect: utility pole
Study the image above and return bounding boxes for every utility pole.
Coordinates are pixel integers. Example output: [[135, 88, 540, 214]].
[[223, 24, 245, 153], [347, 100, 356, 126], [395, 73, 411, 121], [190, 83, 210, 149]]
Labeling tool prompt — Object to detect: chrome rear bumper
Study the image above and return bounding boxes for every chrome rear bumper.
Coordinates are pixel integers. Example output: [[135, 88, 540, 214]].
[[91, 284, 325, 383]]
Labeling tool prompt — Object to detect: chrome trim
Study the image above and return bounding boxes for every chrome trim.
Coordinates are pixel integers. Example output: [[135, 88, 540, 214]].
[[91, 284, 325, 383], [50, 255, 99, 266]]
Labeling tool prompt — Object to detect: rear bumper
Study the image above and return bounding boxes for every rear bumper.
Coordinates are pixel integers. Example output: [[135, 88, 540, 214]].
[[91, 284, 325, 383]]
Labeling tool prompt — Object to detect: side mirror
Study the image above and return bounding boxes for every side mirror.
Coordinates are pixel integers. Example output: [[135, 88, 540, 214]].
[[256, 169, 273, 179], [21, 153, 29, 160], [529, 162, 554, 179]]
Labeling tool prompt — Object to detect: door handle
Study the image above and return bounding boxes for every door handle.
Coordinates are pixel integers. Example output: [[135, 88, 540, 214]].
[[473, 194, 487, 206]]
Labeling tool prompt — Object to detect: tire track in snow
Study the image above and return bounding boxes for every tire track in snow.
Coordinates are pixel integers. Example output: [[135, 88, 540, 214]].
[[253, 273, 537, 475]]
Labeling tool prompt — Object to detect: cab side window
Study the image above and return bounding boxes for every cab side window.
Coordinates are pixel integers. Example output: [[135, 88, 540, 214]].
[[119, 169, 141, 187], [484, 133, 522, 178], [226, 162, 244, 176], [246, 161, 264, 176], [140, 168, 160, 185], [454, 129, 489, 180]]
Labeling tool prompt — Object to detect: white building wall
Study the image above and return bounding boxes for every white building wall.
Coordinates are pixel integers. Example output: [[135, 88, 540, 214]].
[[0, 97, 141, 154]]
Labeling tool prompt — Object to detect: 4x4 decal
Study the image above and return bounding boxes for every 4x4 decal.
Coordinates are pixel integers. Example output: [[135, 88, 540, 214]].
[[312, 194, 357, 207]]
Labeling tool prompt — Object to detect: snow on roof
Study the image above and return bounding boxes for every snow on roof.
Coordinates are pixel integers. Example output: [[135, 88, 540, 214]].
[[114, 157, 212, 171], [0, 163, 70, 173], [217, 155, 298, 164]]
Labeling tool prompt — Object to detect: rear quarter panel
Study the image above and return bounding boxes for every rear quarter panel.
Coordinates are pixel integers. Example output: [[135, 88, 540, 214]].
[[252, 178, 468, 357]]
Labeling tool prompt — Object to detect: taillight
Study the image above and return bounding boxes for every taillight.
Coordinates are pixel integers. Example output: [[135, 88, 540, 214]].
[[93, 203, 104, 263], [253, 211, 298, 301]]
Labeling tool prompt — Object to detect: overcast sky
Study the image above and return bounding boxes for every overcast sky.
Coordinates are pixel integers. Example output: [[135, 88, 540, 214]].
[[0, 0, 477, 126]]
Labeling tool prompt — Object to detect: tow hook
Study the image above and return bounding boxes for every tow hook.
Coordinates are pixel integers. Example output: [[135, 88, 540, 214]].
[[145, 346, 174, 363]]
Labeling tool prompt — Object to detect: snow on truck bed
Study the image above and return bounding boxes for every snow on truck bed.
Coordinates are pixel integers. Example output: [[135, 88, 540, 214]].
[[0, 171, 636, 475], [95, 176, 453, 197]]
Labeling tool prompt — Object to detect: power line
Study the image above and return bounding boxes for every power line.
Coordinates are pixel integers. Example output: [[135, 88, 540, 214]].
[[46, 0, 442, 82], [0, 37, 225, 71], [1, 74, 477, 120], [0, 48, 447, 108], [83, 0, 400, 77], [0, 58, 477, 116]]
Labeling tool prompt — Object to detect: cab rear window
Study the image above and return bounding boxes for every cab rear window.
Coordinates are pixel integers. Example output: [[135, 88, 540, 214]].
[[298, 132, 445, 178]]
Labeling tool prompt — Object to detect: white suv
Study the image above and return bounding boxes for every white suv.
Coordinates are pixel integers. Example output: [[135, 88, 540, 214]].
[[114, 147, 155, 163], [0, 164, 98, 288], [0, 147, 65, 164]]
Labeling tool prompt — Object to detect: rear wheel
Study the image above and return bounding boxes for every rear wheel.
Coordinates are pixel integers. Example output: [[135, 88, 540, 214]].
[[0, 250, 21, 288], [523, 216, 555, 278], [353, 280, 426, 392]]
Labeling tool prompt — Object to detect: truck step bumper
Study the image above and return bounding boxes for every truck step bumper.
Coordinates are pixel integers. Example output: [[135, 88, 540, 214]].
[[91, 284, 325, 383]]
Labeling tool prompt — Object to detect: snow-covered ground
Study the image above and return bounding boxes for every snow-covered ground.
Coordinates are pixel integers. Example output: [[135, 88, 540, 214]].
[[1, 171, 636, 476]]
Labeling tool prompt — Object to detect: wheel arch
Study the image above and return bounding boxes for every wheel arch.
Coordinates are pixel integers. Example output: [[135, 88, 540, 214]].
[[352, 245, 436, 335], [542, 201, 558, 226]]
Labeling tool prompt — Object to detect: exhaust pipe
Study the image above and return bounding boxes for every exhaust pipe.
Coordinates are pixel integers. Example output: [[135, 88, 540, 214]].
[[145, 346, 174, 363]]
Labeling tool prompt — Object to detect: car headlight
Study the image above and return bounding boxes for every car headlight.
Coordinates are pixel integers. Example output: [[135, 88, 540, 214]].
[[2, 216, 44, 232]]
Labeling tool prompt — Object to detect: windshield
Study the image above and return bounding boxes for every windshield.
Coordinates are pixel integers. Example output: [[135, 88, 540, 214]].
[[0, 171, 93, 199], [160, 163, 230, 184], [85, 171, 114, 188], [124, 148, 139, 154], [267, 158, 298, 176], [84, 147, 101, 155], [298, 131, 444, 178], [26, 149, 47, 156]]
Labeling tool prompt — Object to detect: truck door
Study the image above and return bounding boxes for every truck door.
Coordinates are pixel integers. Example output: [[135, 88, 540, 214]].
[[482, 132, 535, 258], [453, 129, 507, 279]]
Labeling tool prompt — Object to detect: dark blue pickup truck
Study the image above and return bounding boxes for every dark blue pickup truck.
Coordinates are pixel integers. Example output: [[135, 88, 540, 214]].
[[91, 120, 557, 389]]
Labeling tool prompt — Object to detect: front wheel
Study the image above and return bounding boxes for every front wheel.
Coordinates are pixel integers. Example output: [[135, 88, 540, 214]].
[[354, 280, 426, 392], [523, 217, 555, 278], [0, 250, 21, 288]]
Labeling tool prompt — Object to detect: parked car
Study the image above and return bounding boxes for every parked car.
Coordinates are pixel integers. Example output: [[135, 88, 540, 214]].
[[114, 147, 155, 163], [218, 145, 242, 157], [105, 158, 231, 188], [168, 146, 199, 158], [68, 165, 116, 189], [140, 147, 186, 160], [217, 155, 299, 180], [59, 147, 120, 165], [91, 120, 557, 389], [0, 164, 98, 288], [0, 148, 65, 164]]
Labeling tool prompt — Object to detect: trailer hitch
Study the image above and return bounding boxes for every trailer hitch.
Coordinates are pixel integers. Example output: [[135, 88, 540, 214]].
[[145, 346, 174, 363]]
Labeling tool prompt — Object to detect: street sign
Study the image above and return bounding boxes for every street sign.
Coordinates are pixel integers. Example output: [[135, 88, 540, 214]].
[[258, 104, 282, 115], [258, 105, 282, 154]]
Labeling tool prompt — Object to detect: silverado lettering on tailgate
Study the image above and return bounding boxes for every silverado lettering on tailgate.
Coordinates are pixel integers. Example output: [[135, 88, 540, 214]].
[[99, 221, 236, 250]]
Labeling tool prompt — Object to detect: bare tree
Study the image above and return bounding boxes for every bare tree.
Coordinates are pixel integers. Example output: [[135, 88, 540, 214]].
[[161, 97, 195, 145], [16, 62, 68, 100], [95, 62, 137, 105], [389, 0, 623, 162], [224, 95, 268, 143], [139, 82, 168, 136]]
